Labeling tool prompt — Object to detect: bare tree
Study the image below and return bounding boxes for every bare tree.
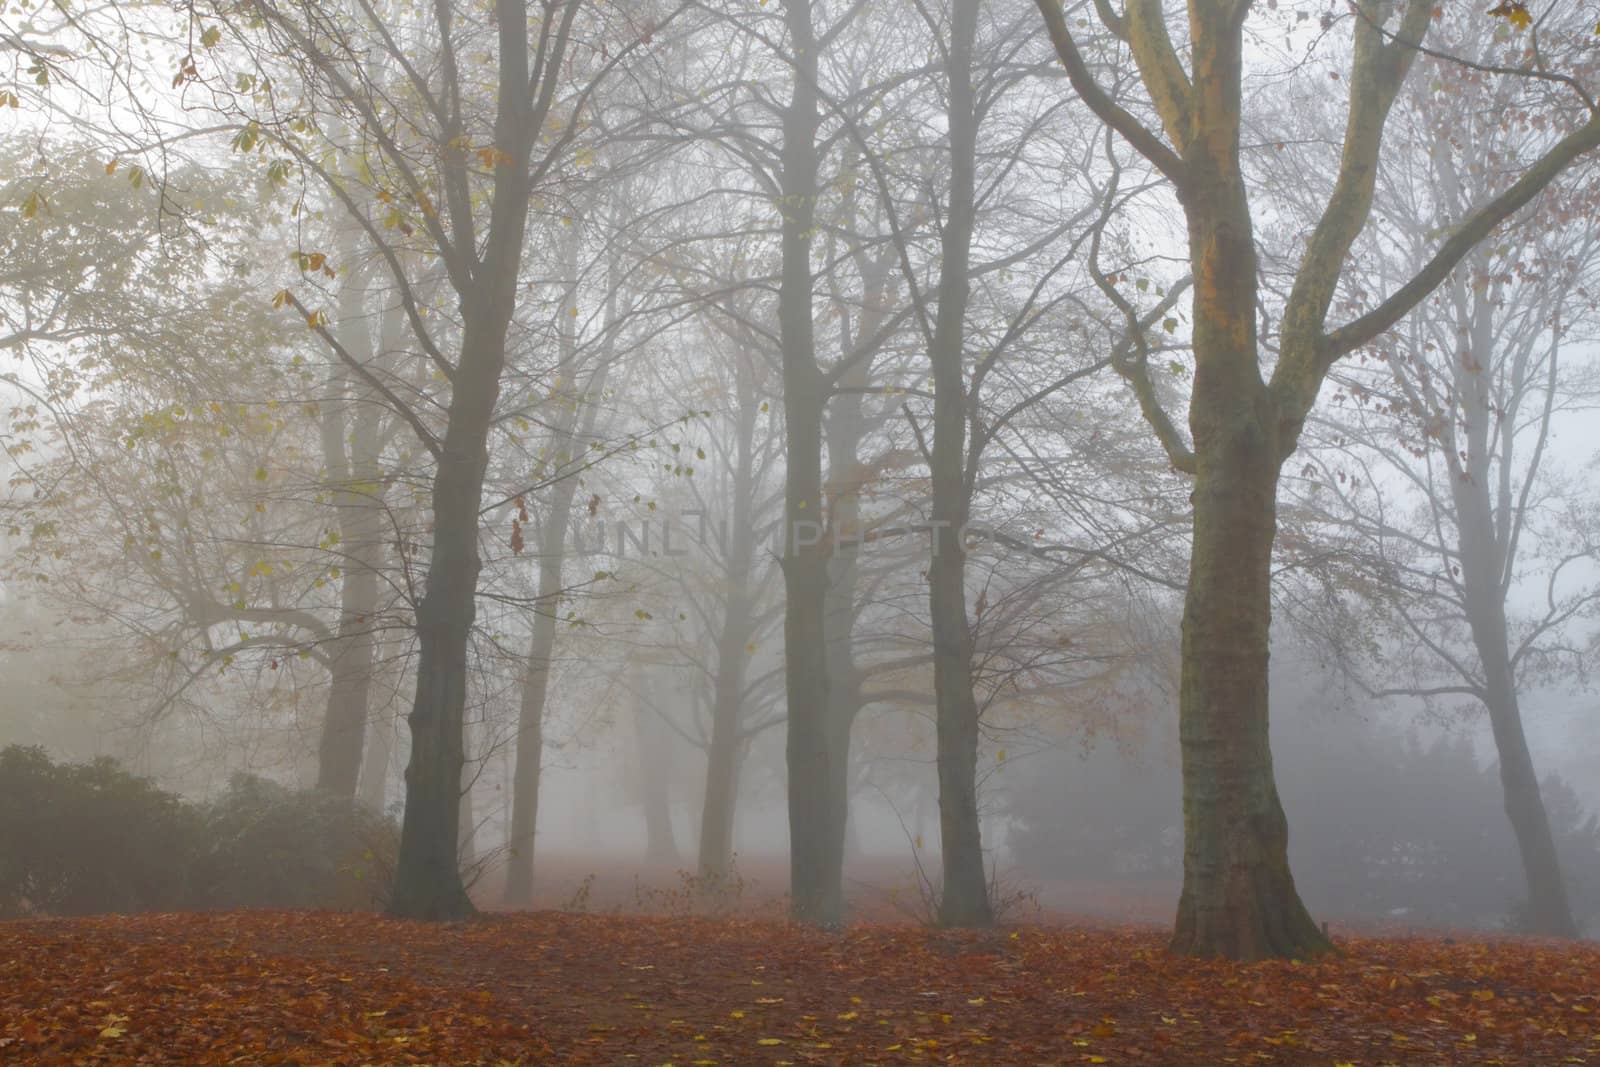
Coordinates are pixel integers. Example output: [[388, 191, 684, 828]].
[[1036, 0, 1600, 957]]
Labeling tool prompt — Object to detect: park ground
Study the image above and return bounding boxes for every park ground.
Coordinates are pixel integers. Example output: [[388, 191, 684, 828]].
[[0, 859, 1596, 1065]]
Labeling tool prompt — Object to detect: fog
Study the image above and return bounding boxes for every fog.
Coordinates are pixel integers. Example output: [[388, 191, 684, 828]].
[[2, 0, 1598, 953]]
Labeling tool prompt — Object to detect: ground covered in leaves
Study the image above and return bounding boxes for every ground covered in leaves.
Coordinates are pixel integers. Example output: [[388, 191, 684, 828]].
[[1, 910, 1596, 1065]]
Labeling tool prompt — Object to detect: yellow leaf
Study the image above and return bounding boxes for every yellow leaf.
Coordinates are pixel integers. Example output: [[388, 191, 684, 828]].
[[756, 1038, 783, 1046]]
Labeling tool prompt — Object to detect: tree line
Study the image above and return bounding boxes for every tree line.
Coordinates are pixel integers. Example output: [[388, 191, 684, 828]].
[[2, 0, 1599, 959]]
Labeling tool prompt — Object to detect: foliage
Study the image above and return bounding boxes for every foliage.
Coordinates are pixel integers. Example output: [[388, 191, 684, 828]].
[[0, 745, 196, 918], [191, 773, 397, 911], [0, 746, 395, 917], [0, 910, 1597, 1063]]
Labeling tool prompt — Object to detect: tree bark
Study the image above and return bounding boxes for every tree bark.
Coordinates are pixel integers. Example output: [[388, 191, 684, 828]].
[[1170, 423, 1326, 959], [778, 0, 842, 926], [925, 0, 991, 928], [389, 309, 508, 920], [697, 692, 742, 879]]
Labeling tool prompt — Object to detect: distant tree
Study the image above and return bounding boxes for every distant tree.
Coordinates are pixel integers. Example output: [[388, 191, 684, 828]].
[[1287, 20, 1600, 936]]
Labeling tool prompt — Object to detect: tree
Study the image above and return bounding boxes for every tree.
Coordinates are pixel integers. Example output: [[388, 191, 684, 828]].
[[1035, 0, 1600, 957], [501, 222, 621, 906], [191, 0, 677, 918], [1287, 23, 1600, 934]]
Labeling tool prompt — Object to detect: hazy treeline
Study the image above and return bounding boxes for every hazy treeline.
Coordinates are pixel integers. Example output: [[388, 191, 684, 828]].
[[3, 0, 1600, 957]]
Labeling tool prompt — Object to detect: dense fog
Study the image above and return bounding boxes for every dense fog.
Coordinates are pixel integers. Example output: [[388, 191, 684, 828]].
[[2, 0, 1599, 955]]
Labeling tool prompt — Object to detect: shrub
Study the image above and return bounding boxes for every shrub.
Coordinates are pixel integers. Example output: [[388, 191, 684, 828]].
[[0, 746, 397, 917], [0, 745, 197, 917], [191, 773, 396, 911]]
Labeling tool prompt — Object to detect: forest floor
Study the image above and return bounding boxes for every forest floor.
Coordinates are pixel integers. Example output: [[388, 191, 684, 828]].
[[2, 906, 1597, 1065]]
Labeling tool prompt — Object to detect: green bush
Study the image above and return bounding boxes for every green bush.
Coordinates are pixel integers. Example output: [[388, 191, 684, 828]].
[[0, 745, 197, 917], [0, 746, 396, 917], [191, 773, 396, 911]]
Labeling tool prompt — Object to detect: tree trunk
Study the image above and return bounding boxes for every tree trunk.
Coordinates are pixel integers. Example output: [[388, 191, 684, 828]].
[[1458, 493, 1577, 936], [1164, 16, 1329, 957], [697, 356, 760, 882], [698, 700, 741, 879], [1450, 289, 1578, 938], [778, 0, 842, 927], [925, 0, 990, 929], [1170, 430, 1326, 959], [699, 601, 750, 880], [635, 692, 681, 867], [318, 560, 377, 796], [458, 753, 478, 871], [1480, 645, 1577, 937], [389, 311, 508, 920], [358, 697, 393, 813], [502, 551, 558, 907], [503, 230, 614, 906], [315, 258, 382, 797]]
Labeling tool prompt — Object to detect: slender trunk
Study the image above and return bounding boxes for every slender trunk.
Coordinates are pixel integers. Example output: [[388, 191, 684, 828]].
[[1480, 642, 1577, 937], [1450, 286, 1578, 938], [698, 704, 741, 879], [926, 0, 990, 928], [318, 558, 377, 795], [387, 0, 549, 919], [458, 754, 477, 870], [699, 596, 751, 879], [778, 0, 841, 926], [389, 310, 508, 920], [698, 359, 760, 881], [503, 231, 615, 905], [502, 549, 559, 906], [316, 260, 381, 796], [1458, 514, 1577, 936], [635, 692, 681, 866]]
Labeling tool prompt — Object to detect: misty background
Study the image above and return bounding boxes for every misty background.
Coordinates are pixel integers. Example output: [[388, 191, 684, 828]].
[[1, 0, 1598, 938]]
